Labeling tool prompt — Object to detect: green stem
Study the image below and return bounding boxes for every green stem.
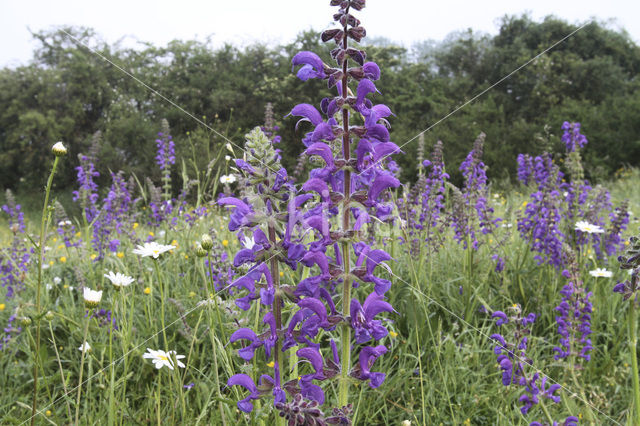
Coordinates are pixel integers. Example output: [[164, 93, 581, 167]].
[[200, 258, 227, 426], [49, 322, 73, 420], [629, 300, 640, 425], [153, 260, 168, 350], [75, 316, 91, 425], [539, 399, 555, 425], [338, 3, 352, 410], [108, 297, 116, 426], [206, 252, 227, 343], [268, 225, 285, 426], [32, 156, 60, 426]]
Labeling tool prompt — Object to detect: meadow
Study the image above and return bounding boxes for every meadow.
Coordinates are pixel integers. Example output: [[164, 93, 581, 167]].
[[2, 1, 640, 425]]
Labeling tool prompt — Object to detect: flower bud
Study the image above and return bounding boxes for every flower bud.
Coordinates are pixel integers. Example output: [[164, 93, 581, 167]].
[[52, 141, 67, 157], [44, 311, 55, 321], [200, 234, 213, 251], [20, 316, 32, 327], [195, 244, 208, 258]]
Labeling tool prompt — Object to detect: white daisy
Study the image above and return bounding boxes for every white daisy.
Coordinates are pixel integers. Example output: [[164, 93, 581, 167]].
[[589, 268, 613, 278], [78, 341, 91, 353], [220, 174, 237, 184], [104, 271, 135, 289], [575, 220, 604, 234], [142, 348, 186, 370], [132, 241, 176, 259], [53, 277, 62, 285], [83, 288, 103, 307]]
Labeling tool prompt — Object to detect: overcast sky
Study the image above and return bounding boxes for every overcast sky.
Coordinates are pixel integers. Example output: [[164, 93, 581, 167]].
[[1, 0, 638, 68]]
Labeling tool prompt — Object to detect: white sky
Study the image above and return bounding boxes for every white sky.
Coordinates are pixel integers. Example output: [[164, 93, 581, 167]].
[[1, 0, 638, 68]]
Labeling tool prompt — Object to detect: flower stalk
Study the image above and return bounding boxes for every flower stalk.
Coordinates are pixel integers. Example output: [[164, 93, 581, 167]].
[[32, 147, 64, 426]]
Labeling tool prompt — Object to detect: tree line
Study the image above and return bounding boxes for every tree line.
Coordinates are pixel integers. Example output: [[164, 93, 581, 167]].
[[0, 14, 638, 194]]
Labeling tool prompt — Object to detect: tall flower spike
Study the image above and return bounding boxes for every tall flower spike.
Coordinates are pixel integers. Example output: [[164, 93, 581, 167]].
[[289, 0, 398, 416]]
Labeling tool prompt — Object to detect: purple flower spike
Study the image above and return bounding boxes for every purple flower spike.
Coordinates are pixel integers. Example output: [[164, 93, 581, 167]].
[[227, 374, 260, 413], [292, 51, 326, 81]]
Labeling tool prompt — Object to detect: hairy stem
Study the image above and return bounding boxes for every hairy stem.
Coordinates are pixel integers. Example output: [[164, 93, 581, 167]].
[[339, 3, 352, 409], [268, 224, 285, 426], [32, 156, 60, 425]]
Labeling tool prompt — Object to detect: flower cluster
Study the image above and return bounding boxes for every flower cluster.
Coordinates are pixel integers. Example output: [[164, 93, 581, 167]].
[[72, 153, 100, 224], [92, 172, 136, 258], [553, 251, 593, 362], [398, 140, 449, 254], [1, 190, 31, 299], [517, 153, 565, 268], [490, 307, 568, 423], [224, 1, 398, 421], [517, 122, 628, 268], [155, 119, 176, 201], [613, 233, 640, 300], [452, 133, 500, 250], [561, 122, 588, 153]]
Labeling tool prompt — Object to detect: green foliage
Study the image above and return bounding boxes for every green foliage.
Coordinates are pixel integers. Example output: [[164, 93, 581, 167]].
[[0, 16, 638, 193]]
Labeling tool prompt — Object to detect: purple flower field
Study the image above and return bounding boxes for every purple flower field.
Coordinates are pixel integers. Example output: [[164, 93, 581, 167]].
[[1, 2, 640, 425]]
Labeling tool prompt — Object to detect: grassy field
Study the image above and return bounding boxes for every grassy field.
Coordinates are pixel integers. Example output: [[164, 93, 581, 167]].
[[0, 165, 639, 425]]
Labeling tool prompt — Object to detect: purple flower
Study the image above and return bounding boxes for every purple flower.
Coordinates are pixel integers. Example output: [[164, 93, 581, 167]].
[[229, 328, 263, 361], [561, 121, 588, 152], [355, 345, 388, 388], [491, 311, 509, 326], [227, 374, 260, 413], [350, 293, 394, 343], [292, 51, 326, 81]]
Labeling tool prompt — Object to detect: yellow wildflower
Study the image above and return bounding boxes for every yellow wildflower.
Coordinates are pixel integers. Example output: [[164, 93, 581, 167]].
[[267, 361, 275, 368], [57, 244, 64, 249], [91, 254, 97, 260], [133, 222, 139, 230], [0, 303, 5, 311], [189, 291, 196, 298], [49, 260, 54, 266], [52, 237, 57, 243], [149, 231, 154, 237], [144, 287, 151, 295], [389, 331, 398, 338], [171, 239, 178, 247], [46, 410, 52, 417], [116, 252, 124, 258], [279, 271, 284, 278], [75, 232, 81, 237], [222, 239, 229, 247]]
